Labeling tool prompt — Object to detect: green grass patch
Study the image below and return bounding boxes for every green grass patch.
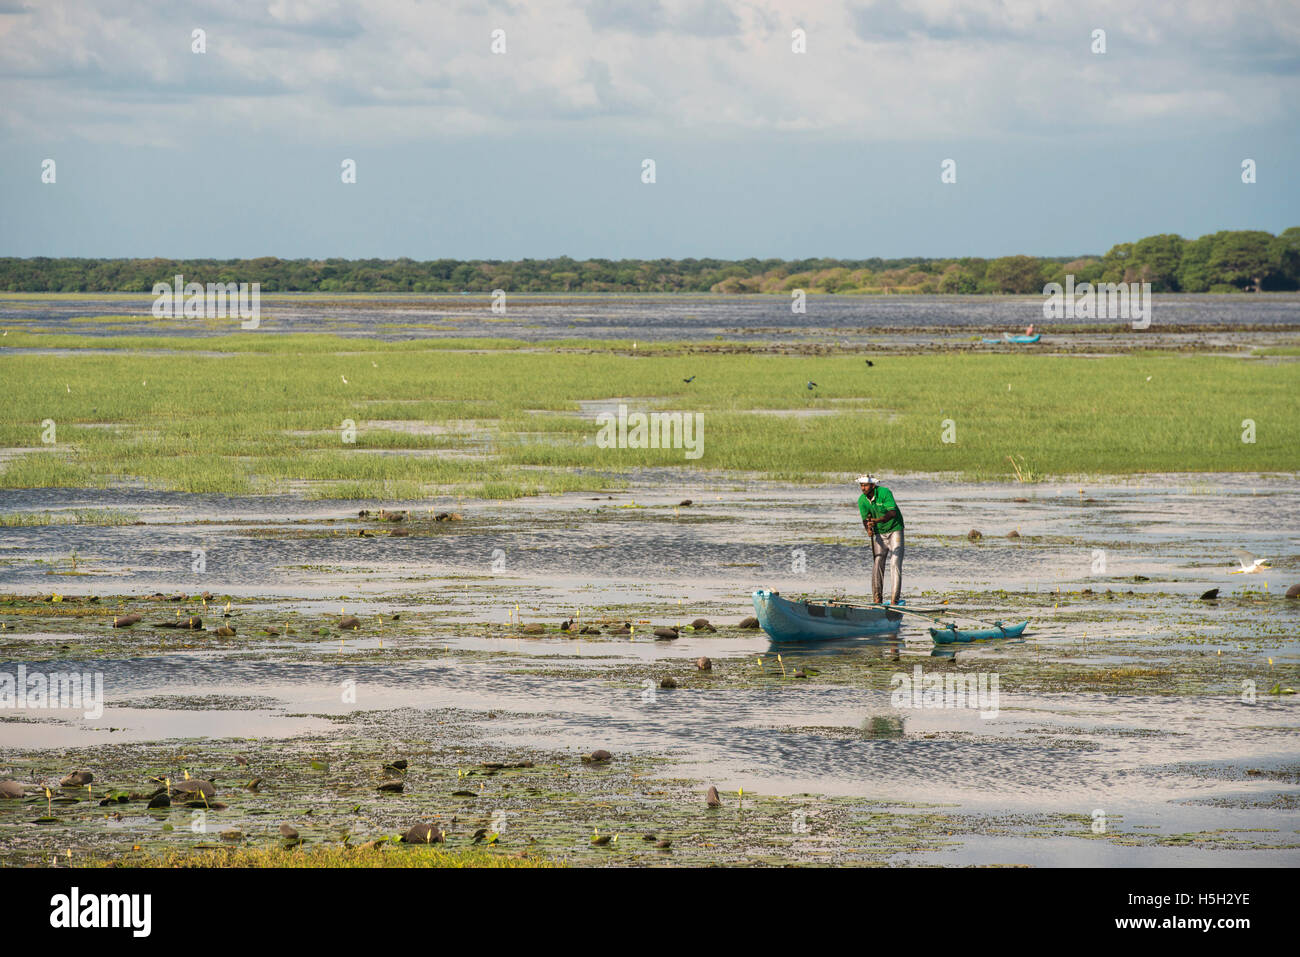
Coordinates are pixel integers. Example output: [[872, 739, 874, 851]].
[[1, 335, 1296, 497]]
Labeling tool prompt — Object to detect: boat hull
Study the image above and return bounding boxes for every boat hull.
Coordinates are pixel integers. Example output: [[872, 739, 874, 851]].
[[982, 334, 1041, 344], [930, 620, 1029, 643], [752, 589, 902, 642]]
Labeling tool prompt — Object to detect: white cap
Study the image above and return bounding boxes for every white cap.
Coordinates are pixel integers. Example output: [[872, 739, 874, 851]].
[[856, 474, 876, 485]]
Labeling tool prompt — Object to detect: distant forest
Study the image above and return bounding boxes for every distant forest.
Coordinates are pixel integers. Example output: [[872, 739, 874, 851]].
[[3, 228, 1297, 295]]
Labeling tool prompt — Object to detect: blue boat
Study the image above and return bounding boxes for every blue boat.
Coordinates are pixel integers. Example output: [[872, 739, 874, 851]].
[[929, 620, 1029, 643], [752, 589, 902, 642], [982, 334, 1041, 344]]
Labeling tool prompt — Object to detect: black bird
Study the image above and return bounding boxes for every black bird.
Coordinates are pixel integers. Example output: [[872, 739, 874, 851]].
[[1199, 588, 1220, 600], [683, 375, 696, 383], [806, 381, 817, 390], [865, 360, 874, 367]]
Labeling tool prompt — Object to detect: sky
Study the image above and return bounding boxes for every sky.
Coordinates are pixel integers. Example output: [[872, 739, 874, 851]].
[[1, 0, 1297, 260]]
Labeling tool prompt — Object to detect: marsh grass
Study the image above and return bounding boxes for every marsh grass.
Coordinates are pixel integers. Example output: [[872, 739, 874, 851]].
[[2, 334, 1296, 498], [0, 509, 136, 526]]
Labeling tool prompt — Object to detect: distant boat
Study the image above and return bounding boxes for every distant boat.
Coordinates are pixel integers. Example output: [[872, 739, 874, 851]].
[[751, 589, 901, 642], [982, 333, 1041, 344]]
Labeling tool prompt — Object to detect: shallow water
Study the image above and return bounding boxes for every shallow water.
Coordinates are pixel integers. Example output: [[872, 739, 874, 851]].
[[2, 474, 1295, 608], [2, 472, 1297, 864], [2, 292, 1298, 343]]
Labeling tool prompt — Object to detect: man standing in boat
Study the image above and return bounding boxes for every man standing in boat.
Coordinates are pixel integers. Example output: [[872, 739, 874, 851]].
[[857, 474, 905, 606]]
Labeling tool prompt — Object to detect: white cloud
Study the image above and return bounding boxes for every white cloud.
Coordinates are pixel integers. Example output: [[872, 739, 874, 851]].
[[0, 0, 1295, 147]]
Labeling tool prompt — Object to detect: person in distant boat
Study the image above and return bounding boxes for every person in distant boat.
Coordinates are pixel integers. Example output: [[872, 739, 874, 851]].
[[857, 474, 905, 606], [1025, 323, 1035, 335]]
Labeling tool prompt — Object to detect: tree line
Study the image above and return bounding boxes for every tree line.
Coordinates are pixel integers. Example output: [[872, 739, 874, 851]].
[[2, 228, 1295, 295]]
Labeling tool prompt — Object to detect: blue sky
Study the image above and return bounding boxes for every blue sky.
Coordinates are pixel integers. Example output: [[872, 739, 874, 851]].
[[1, 0, 1297, 259]]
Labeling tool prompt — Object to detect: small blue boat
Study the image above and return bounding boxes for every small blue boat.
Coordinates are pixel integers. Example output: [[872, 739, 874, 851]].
[[752, 589, 902, 642], [929, 620, 1029, 644], [982, 334, 1041, 344]]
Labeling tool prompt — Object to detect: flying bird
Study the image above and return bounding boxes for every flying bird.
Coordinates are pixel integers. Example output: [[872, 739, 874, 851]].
[[683, 375, 696, 383], [806, 381, 817, 390], [1230, 550, 1270, 574]]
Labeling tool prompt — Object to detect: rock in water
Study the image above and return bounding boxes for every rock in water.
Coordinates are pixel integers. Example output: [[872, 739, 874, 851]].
[[376, 780, 404, 792], [968, 529, 982, 541], [706, 786, 722, 808], [147, 793, 171, 809], [691, 618, 716, 632], [339, 615, 361, 630], [215, 625, 236, 637], [678, 500, 692, 506], [582, 750, 612, 764], [1200, 588, 1220, 600], [738, 617, 760, 629], [0, 781, 25, 798], [1006, 530, 1020, 539], [695, 657, 712, 671], [279, 823, 299, 840], [170, 779, 215, 799], [659, 677, 677, 689], [112, 614, 141, 628], [591, 833, 611, 846], [1286, 583, 1300, 599], [60, 771, 92, 788], [402, 823, 444, 844], [521, 623, 545, 634]]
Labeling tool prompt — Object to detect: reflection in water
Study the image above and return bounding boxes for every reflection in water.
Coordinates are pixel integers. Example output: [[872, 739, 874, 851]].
[[765, 635, 902, 660]]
